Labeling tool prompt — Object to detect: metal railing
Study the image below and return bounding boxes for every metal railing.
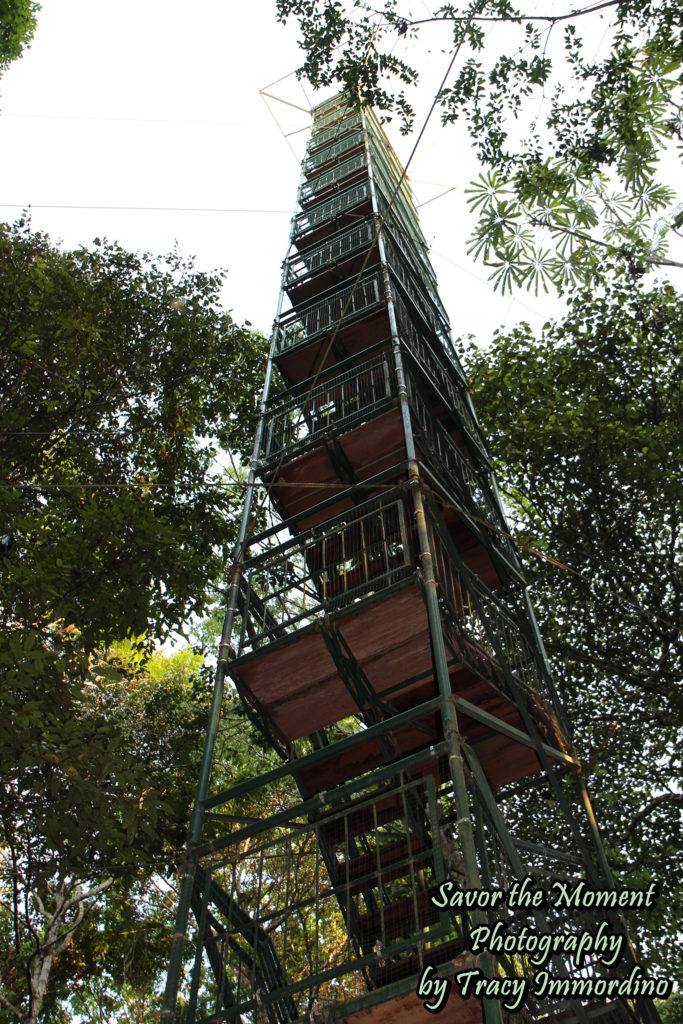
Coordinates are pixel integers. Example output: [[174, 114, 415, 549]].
[[309, 113, 362, 152], [284, 220, 376, 290], [374, 185, 438, 290], [299, 152, 367, 204], [260, 353, 396, 464], [383, 218, 446, 318], [403, 334, 489, 465], [187, 770, 457, 1023], [393, 292, 467, 394], [304, 131, 365, 174], [369, 138, 427, 254], [236, 492, 413, 654], [428, 509, 549, 701], [293, 181, 371, 240], [276, 271, 385, 355], [312, 105, 354, 131], [408, 381, 514, 560], [384, 233, 450, 339], [313, 93, 349, 120], [183, 727, 632, 1024]]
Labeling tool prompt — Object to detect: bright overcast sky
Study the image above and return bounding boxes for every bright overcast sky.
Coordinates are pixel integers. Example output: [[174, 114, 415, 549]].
[[0, 0, 569, 340]]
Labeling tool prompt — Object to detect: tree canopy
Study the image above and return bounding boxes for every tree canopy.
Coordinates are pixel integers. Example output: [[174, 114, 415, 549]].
[[0, 0, 39, 73], [277, 0, 683, 291], [461, 271, 682, 977], [0, 220, 267, 1021]]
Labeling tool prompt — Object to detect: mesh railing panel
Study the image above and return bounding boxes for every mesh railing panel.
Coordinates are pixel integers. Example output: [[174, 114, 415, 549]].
[[236, 493, 413, 653], [309, 113, 363, 152], [276, 271, 385, 354], [189, 773, 461, 1023], [384, 232, 450, 339], [304, 131, 364, 173], [407, 380, 513, 560], [313, 94, 350, 120], [428, 510, 548, 700], [284, 220, 375, 288], [299, 152, 367, 204], [260, 353, 396, 464]]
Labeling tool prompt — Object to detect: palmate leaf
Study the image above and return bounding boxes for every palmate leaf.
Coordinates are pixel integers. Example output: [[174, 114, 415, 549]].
[[485, 256, 525, 294], [632, 181, 677, 216], [596, 186, 634, 220], [466, 198, 523, 261], [553, 254, 584, 291], [618, 145, 658, 193], [565, 195, 600, 229], [519, 248, 559, 295], [507, 221, 535, 257], [464, 170, 510, 212]]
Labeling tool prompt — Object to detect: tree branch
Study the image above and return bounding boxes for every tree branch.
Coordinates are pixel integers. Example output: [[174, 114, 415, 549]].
[[530, 217, 683, 270], [385, 0, 622, 27], [0, 989, 24, 1022], [621, 792, 683, 843]]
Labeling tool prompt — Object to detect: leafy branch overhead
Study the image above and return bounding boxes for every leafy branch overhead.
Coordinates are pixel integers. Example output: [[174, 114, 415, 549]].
[[277, 0, 683, 290], [0, 0, 39, 74]]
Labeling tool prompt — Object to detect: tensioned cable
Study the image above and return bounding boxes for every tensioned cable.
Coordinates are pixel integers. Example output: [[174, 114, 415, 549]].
[[1, 112, 257, 125], [0, 203, 291, 214], [6, 475, 680, 640]]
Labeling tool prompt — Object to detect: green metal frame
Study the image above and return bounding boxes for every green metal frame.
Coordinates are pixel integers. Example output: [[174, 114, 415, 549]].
[[161, 91, 661, 1024]]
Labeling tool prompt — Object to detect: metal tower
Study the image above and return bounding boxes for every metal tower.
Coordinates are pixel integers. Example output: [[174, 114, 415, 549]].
[[161, 93, 663, 1024]]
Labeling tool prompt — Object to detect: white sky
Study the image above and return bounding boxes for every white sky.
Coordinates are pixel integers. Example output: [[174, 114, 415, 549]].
[[0, 0, 588, 341]]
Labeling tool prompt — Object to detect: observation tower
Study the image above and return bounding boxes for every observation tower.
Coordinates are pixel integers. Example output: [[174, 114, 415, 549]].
[[161, 92, 662, 1024]]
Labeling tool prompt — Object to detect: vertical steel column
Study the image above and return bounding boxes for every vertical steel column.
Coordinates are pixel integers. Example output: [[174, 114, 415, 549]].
[[160, 223, 293, 1023], [362, 109, 504, 1024]]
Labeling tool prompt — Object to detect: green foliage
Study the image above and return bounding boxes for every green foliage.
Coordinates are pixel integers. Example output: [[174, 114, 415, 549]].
[[0, 215, 266, 867], [277, 0, 683, 290], [0, 645, 212, 1021], [659, 993, 683, 1024], [461, 272, 683, 976], [0, 220, 268, 1020], [0, 0, 38, 72], [1, 220, 265, 655]]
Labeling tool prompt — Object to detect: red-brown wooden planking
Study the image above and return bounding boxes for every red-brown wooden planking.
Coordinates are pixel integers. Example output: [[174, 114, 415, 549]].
[[266, 409, 406, 523], [233, 581, 548, 785], [275, 311, 392, 389], [340, 982, 484, 1024]]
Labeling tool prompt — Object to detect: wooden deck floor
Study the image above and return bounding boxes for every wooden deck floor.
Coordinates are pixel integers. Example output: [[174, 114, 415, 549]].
[[232, 580, 553, 791]]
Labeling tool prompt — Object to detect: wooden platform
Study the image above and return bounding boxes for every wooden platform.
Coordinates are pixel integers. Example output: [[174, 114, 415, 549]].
[[287, 245, 381, 307], [265, 406, 405, 528], [333, 953, 485, 1024], [292, 190, 375, 261], [232, 580, 554, 791], [275, 310, 392, 390], [263, 403, 503, 588]]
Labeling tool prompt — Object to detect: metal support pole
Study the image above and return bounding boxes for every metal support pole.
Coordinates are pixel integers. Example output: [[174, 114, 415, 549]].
[[463, 742, 592, 1024], [160, 252, 286, 1023], [362, 111, 504, 1024]]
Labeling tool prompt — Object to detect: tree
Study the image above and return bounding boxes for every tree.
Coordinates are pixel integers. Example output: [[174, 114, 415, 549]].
[[1, 219, 264, 651], [276, 0, 683, 291], [0, 219, 267, 1020], [659, 993, 683, 1024], [460, 271, 682, 977], [0, 643, 216, 1023], [0, 0, 39, 73]]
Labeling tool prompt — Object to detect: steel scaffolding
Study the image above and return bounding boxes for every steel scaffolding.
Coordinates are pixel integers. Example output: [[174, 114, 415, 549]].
[[161, 92, 662, 1024]]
